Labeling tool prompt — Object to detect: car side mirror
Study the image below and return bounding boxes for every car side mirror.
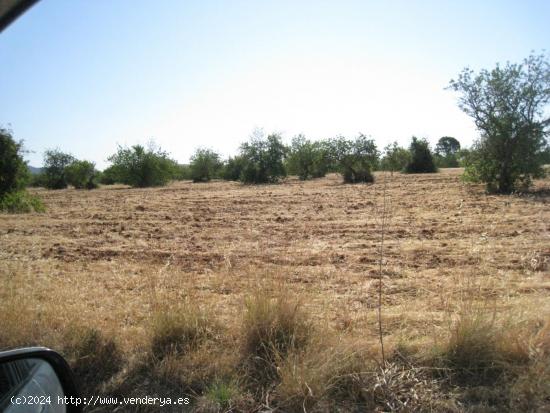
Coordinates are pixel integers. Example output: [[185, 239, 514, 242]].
[[0, 347, 81, 413]]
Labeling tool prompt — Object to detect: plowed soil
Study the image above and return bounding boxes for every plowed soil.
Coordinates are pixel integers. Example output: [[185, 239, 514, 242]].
[[1, 169, 549, 348]]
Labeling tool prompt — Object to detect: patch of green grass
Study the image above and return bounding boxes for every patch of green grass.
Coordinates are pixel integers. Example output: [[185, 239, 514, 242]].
[[205, 380, 239, 407]]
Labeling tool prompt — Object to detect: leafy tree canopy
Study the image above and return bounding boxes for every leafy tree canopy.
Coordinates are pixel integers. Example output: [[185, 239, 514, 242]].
[[107, 142, 178, 188], [404, 137, 437, 173], [239, 130, 287, 184], [189, 148, 222, 182], [286, 135, 330, 180], [65, 160, 99, 189], [449, 53, 550, 193], [0, 127, 29, 197], [326, 134, 379, 183], [435, 137, 461, 157], [43, 149, 75, 189], [380, 141, 411, 174]]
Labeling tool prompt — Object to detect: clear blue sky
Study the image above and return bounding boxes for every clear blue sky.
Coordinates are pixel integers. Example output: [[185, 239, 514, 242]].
[[1, 0, 548, 169]]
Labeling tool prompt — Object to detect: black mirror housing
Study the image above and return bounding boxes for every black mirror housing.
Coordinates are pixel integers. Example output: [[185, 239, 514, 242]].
[[0, 347, 81, 413]]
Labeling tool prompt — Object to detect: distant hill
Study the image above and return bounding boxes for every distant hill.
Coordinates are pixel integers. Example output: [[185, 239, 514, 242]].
[[28, 166, 43, 175]]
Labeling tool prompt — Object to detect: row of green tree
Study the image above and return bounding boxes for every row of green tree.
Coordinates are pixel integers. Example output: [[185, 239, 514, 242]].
[[27, 133, 458, 190], [2, 52, 549, 210]]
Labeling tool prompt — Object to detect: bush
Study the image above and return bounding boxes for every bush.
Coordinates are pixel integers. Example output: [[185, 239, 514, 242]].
[[286, 135, 330, 180], [43, 149, 75, 189], [106, 142, 179, 188], [404, 137, 437, 173], [0, 190, 45, 213], [380, 141, 411, 173], [28, 173, 48, 188], [189, 149, 222, 182], [222, 156, 246, 181], [238, 131, 287, 184], [65, 160, 99, 189], [434, 314, 528, 387], [326, 135, 379, 183], [434, 153, 459, 168], [0, 128, 29, 197], [96, 165, 118, 185]]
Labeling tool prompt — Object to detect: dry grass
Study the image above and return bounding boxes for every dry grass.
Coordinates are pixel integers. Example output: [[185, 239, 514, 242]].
[[150, 303, 221, 360], [240, 291, 312, 386], [1, 169, 549, 411]]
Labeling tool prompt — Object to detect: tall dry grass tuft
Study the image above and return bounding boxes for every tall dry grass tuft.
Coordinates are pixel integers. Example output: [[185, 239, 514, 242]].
[[240, 291, 312, 387], [62, 326, 123, 395], [509, 318, 550, 411], [150, 303, 220, 360], [274, 342, 370, 411], [0, 297, 45, 350], [143, 302, 236, 397], [434, 312, 522, 386]]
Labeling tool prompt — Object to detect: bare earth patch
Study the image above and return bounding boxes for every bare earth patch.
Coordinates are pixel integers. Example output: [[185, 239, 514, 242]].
[[1, 169, 549, 347], [1, 169, 549, 411]]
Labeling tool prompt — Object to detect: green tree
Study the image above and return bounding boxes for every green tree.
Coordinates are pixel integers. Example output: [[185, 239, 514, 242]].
[[435, 137, 461, 157], [0, 128, 44, 213], [0, 127, 29, 197], [189, 148, 222, 182], [222, 156, 246, 181], [107, 142, 178, 188], [43, 149, 75, 189], [286, 135, 329, 180], [455, 148, 472, 167], [326, 135, 379, 183], [380, 141, 411, 174], [448, 53, 550, 193], [172, 164, 191, 180], [434, 136, 461, 168], [404, 137, 437, 173], [540, 144, 550, 165], [239, 131, 287, 184], [97, 165, 118, 185], [65, 160, 99, 189]]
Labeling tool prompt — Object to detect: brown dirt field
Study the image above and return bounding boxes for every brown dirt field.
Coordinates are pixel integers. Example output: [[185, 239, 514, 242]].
[[1, 169, 549, 350]]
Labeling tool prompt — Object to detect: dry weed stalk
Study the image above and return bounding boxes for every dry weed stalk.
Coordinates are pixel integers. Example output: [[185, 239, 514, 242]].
[[374, 171, 393, 365]]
